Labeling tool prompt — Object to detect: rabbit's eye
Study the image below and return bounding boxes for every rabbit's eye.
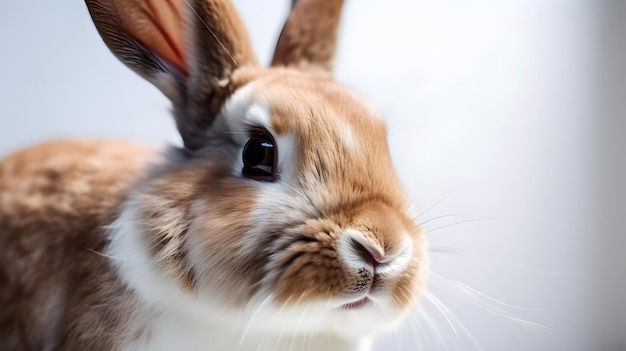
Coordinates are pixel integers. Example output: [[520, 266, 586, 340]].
[[242, 131, 276, 181]]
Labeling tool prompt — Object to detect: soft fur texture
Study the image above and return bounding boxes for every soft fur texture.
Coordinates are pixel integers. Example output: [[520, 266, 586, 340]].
[[0, 1, 428, 350]]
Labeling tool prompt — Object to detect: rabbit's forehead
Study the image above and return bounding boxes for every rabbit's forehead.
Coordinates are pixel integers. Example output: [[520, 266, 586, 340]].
[[223, 71, 388, 151], [221, 74, 405, 209]]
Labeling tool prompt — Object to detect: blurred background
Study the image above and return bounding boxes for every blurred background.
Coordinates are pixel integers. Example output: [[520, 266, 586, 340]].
[[1, 1, 624, 350]]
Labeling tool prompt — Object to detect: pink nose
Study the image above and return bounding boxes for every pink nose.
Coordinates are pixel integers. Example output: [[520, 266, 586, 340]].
[[340, 229, 413, 275], [349, 238, 383, 267]]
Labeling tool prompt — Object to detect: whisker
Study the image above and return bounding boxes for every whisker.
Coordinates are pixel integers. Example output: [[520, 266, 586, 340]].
[[83, 247, 128, 261], [311, 294, 333, 350], [473, 303, 551, 330], [430, 271, 541, 311], [414, 192, 454, 220], [275, 288, 311, 350], [397, 287, 447, 348], [183, 0, 240, 68], [389, 125, 422, 136], [422, 290, 458, 337], [257, 295, 292, 351], [404, 308, 426, 351], [275, 295, 294, 342], [392, 322, 401, 349], [428, 245, 466, 254], [418, 214, 466, 226], [415, 305, 449, 350], [239, 294, 273, 348], [305, 319, 318, 351], [431, 274, 551, 331], [426, 247, 581, 276], [289, 304, 309, 351], [426, 291, 486, 351], [425, 218, 493, 234]]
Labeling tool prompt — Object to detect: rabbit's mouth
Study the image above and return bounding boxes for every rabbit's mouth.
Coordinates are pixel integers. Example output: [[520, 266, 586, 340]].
[[340, 297, 371, 310]]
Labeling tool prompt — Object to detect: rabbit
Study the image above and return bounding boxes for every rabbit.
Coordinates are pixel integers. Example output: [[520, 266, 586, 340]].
[[0, 0, 429, 350]]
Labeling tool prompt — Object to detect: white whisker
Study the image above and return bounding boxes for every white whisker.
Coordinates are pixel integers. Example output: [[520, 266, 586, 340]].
[[239, 294, 273, 348], [428, 245, 466, 254], [257, 295, 292, 351], [433, 274, 551, 331], [183, 0, 240, 68], [418, 214, 466, 226], [414, 192, 454, 220], [404, 308, 425, 350], [426, 291, 486, 351], [83, 247, 127, 261], [389, 125, 421, 136], [430, 271, 541, 311], [416, 305, 449, 350], [425, 218, 493, 234], [289, 304, 309, 351], [423, 290, 458, 337]]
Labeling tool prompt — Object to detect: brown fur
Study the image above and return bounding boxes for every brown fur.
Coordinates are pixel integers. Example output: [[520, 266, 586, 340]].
[[0, 140, 154, 350], [121, 67, 428, 314], [0, 0, 428, 348], [248, 67, 405, 212], [270, 204, 424, 306], [272, 0, 345, 74], [85, 0, 187, 74], [228, 68, 427, 308], [86, 0, 258, 150], [133, 156, 264, 302]]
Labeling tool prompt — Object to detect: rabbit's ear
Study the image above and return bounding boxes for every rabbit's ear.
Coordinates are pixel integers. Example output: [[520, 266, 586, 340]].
[[85, 0, 257, 150], [271, 0, 345, 75]]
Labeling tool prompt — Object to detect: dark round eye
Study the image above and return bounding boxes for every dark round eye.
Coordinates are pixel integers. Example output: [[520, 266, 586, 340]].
[[242, 131, 276, 181]]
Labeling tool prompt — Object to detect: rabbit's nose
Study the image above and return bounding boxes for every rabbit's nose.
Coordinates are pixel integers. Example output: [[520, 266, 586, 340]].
[[339, 229, 412, 274], [346, 231, 383, 268]]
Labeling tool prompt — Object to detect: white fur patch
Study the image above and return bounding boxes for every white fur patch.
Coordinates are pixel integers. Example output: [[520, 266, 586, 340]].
[[340, 122, 358, 151], [107, 200, 390, 351], [218, 82, 298, 182], [375, 238, 413, 276]]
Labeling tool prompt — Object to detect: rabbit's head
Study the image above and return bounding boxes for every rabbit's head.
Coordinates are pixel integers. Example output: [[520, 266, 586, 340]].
[[89, 0, 428, 338]]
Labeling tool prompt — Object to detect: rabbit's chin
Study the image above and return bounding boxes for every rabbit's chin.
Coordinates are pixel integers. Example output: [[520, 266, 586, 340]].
[[238, 293, 407, 339], [107, 204, 409, 343]]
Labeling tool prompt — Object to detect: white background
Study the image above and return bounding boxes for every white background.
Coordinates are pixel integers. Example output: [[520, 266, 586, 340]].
[[1, 1, 624, 350]]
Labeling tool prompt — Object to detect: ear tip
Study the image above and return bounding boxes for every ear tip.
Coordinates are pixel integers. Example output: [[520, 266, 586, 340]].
[[271, 0, 346, 73]]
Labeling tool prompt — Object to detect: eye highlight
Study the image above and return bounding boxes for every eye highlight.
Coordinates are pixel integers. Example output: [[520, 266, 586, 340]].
[[242, 129, 276, 181]]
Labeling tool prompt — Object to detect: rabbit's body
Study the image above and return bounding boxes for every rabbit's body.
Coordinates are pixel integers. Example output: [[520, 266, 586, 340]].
[[0, 140, 152, 350], [0, 1, 429, 350]]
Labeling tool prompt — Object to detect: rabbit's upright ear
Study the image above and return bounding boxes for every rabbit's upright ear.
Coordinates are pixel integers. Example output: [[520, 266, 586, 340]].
[[271, 0, 345, 75], [85, 0, 257, 150]]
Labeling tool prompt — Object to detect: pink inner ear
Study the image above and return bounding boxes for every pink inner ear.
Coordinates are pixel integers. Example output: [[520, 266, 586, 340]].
[[119, 0, 188, 75]]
